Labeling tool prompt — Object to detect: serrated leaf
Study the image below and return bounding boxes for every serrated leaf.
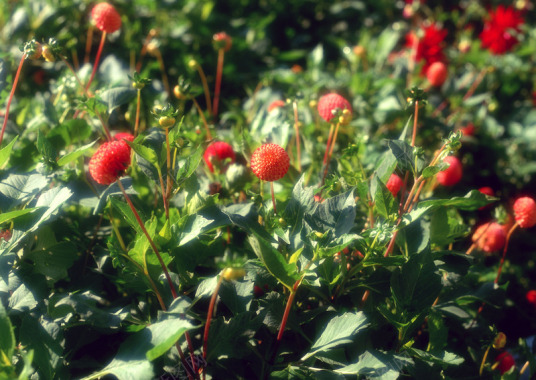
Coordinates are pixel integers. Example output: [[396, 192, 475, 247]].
[[335, 350, 413, 379], [0, 173, 48, 212], [387, 140, 415, 174], [127, 141, 159, 167], [422, 162, 448, 179], [176, 145, 204, 183], [100, 86, 137, 112], [372, 175, 396, 218], [0, 207, 38, 224], [0, 302, 15, 364], [0, 135, 18, 168], [57, 140, 97, 166], [406, 347, 464, 367], [248, 234, 298, 291], [111, 198, 143, 235], [37, 130, 58, 164], [302, 311, 369, 360]]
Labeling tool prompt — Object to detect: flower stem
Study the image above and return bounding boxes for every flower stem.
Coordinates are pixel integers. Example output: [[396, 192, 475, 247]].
[[84, 24, 94, 64], [116, 179, 178, 299], [134, 89, 141, 137], [494, 223, 519, 285], [196, 65, 212, 116], [192, 98, 212, 140], [85, 31, 107, 92], [203, 274, 224, 359], [411, 100, 419, 147], [0, 53, 25, 147], [212, 48, 225, 119], [270, 182, 277, 214], [154, 49, 171, 97], [292, 100, 301, 171], [164, 128, 172, 220]]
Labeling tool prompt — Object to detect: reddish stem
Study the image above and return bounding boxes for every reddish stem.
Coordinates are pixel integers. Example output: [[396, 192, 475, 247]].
[[494, 223, 519, 284], [196, 65, 212, 116], [270, 182, 277, 214], [84, 25, 94, 64], [85, 31, 107, 91], [411, 100, 419, 147], [203, 274, 224, 359], [292, 101, 301, 171], [212, 48, 225, 119], [116, 180, 178, 299], [0, 53, 25, 147]]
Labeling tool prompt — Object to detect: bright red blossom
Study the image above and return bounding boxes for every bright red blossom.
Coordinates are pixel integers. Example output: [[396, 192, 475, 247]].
[[426, 61, 448, 87], [479, 5, 524, 55], [526, 290, 536, 306], [250, 143, 289, 182], [406, 23, 447, 73], [495, 352, 515, 375], [472, 222, 506, 253], [437, 156, 463, 186], [89, 141, 131, 185], [513, 196, 536, 228], [386, 174, 403, 197], [203, 141, 236, 173], [317, 93, 352, 122], [91, 2, 122, 34], [268, 100, 286, 113]]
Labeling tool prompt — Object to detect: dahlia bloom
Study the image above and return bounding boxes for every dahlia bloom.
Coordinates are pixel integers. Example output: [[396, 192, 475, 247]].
[[479, 5, 524, 55], [405, 23, 447, 73]]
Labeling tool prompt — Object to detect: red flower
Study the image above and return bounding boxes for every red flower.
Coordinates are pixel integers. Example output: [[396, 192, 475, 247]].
[[406, 23, 447, 73], [437, 156, 463, 186], [203, 141, 236, 173], [513, 196, 536, 228], [480, 6, 524, 55], [250, 143, 289, 182], [471, 222, 506, 253], [268, 100, 286, 113], [526, 290, 536, 306], [386, 174, 404, 197], [317, 93, 352, 123], [89, 141, 131, 185], [91, 2, 122, 34], [495, 352, 515, 375], [213, 32, 232, 52]]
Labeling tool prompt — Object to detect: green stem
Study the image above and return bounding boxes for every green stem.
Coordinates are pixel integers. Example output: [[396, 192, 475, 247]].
[[116, 179, 178, 299]]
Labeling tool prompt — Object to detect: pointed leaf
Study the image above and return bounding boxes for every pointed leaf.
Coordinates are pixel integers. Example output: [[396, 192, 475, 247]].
[[0, 135, 18, 168]]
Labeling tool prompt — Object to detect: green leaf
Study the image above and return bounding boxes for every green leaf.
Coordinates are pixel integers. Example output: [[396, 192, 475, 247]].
[[375, 149, 397, 184], [127, 140, 159, 167], [248, 234, 298, 291], [387, 140, 415, 174], [302, 311, 369, 360], [0, 135, 18, 169], [37, 130, 58, 165], [335, 350, 414, 379], [0, 208, 39, 225], [371, 175, 396, 219], [390, 251, 441, 312], [402, 190, 495, 227], [57, 140, 97, 166], [427, 309, 447, 351], [406, 347, 464, 367], [176, 145, 204, 183], [26, 242, 78, 281], [48, 119, 92, 147], [422, 162, 448, 179], [0, 173, 48, 212], [0, 302, 15, 364], [99, 87, 137, 112], [111, 198, 143, 235]]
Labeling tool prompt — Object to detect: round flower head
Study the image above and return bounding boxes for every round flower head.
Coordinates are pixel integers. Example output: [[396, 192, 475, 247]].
[[495, 352, 515, 375], [114, 132, 134, 143], [317, 93, 352, 122], [426, 61, 448, 87], [386, 173, 404, 197], [526, 290, 536, 306], [89, 140, 131, 185], [213, 32, 232, 52], [91, 2, 122, 33], [268, 100, 286, 113], [203, 141, 236, 173], [437, 156, 463, 186], [251, 143, 290, 182], [472, 222, 506, 253], [513, 196, 536, 228]]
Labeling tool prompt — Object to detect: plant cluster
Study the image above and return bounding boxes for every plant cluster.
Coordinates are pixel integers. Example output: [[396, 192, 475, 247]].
[[1, 1, 536, 379]]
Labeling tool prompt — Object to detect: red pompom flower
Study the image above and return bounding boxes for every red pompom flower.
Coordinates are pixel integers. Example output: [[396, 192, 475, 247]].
[[317, 93, 352, 122], [89, 140, 131, 185], [203, 141, 236, 173], [251, 143, 290, 182], [495, 352, 515, 375], [386, 173, 404, 197], [479, 5, 524, 55], [471, 222, 506, 254], [91, 2, 122, 33], [437, 156, 463, 186], [513, 196, 536, 228]]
